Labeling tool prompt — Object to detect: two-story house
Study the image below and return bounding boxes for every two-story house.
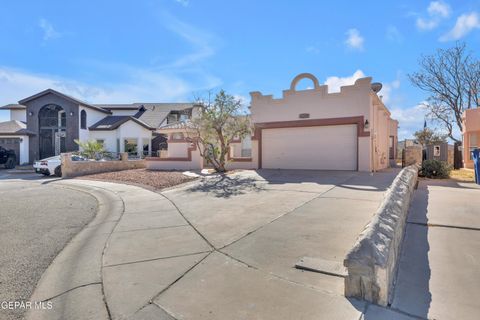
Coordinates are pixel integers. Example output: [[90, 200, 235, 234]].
[[0, 89, 199, 164]]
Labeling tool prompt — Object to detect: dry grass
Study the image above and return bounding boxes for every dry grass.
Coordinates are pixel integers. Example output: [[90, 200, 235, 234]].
[[77, 169, 197, 190], [449, 169, 475, 182]]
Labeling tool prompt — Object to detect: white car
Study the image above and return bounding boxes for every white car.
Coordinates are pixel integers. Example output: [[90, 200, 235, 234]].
[[34, 155, 85, 177]]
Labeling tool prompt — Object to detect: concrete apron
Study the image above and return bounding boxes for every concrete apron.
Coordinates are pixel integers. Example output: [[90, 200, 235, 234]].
[[25, 169, 402, 320]]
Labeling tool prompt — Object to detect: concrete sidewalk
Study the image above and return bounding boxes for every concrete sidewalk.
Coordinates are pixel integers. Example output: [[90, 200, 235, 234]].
[[26, 169, 403, 320], [391, 179, 480, 320]]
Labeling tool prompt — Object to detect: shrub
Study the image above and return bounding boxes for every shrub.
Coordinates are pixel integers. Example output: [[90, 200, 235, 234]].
[[420, 159, 452, 178]]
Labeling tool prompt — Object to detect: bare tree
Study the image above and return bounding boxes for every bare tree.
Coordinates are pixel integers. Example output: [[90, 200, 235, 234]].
[[186, 90, 251, 172], [409, 42, 480, 142]]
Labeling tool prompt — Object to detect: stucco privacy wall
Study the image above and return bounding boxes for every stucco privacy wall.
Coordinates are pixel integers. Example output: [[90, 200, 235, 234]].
[[250, 74, 373, 171], [226, 139, 259, 170], [404, 146, 422, 166], [344, 165, 418, 306], [61, 152, 145, 178]]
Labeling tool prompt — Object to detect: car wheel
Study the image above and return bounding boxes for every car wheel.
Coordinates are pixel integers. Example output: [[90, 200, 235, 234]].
[[41, 170, 50, 176], [54, 166, 62, 177], [4, 158, 15, 169]]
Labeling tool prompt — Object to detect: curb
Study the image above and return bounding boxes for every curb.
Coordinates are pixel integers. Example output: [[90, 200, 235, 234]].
[[25, 182, 125, 320], [344, 165, 419, 306]]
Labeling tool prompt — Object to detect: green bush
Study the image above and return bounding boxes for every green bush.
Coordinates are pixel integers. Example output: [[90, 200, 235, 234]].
[[420, 159, 452, 178]]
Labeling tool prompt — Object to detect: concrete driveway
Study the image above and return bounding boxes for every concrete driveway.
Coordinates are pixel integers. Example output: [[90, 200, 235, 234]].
[[392, 179, 480, 320], [153, 169, 399, 319], [24, 168, 401, 320]]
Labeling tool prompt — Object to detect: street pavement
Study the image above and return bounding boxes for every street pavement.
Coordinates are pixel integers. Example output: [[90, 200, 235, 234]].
[[24, 168, 402, 320], [0, 171, 97, 320], [392, 179, 480, 320]]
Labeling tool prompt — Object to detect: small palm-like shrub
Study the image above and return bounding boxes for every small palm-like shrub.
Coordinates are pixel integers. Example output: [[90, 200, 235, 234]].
[[420, 159, 452, 178], [74, 139, 108, 160]]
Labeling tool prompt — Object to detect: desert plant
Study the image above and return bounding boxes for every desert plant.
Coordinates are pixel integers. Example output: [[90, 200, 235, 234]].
[[74, 139, 108, 160], [420, 159, 452, 178], [188, 90, 251, 172]]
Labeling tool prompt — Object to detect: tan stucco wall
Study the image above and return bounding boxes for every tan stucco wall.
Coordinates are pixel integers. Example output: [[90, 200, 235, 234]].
[[250, 74, 391, 171], [404, 146, 422, 166], [462, 109, 480, 169], [372, 101, 391, 170], [61, 152, 145, 178], [250, 77, 372, 124]]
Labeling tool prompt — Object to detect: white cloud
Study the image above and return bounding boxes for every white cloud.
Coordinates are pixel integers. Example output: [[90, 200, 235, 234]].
[[0, 66, 220, 112], [390, 104, 428, 140], [345, 29, 364, 50], [416, 18, 439, 30], [416, 1, 450, 31], [428, 1, 451, 18], [380, 79, 401, 105], [324, 70, 365, 93], [38, 18, 61, 41], [440, 12, 480, 41]]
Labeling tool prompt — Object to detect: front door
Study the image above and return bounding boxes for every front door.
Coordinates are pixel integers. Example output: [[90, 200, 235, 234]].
[[38, 105, 67, 159]]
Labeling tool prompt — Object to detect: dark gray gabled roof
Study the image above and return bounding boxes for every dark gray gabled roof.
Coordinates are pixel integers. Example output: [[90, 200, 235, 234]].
[[0, 104, 27, 110], [18, 89, 111, 114], [0, 120, 36, 136], [158, 120, 194, 130], [89, 116, 155, 131], [95, 103, 197, 128]]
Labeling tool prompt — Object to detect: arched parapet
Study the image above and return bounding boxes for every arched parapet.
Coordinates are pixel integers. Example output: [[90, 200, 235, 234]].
[[289, 73, 320, 91]]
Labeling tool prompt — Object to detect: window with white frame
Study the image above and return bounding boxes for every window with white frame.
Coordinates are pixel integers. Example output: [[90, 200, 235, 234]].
[[469, 133, 478, 160], [241, 135, 252, 157]]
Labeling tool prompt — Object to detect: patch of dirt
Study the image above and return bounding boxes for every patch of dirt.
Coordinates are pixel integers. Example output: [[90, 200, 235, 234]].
[[76, 169, 197, 190]]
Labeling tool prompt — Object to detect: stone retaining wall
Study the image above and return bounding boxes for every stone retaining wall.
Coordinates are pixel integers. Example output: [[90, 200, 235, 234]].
[[61, 153, 145, 178], [344, 165, 419, 306]]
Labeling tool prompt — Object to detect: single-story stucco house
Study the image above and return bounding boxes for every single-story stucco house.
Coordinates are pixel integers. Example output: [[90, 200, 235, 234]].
[[462, 108, 480, 169], [0, 89, 200, 164], [147, 73, 398, 172]]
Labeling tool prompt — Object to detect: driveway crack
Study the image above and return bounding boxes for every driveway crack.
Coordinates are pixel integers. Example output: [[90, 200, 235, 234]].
[[219, 174, 359, 250]]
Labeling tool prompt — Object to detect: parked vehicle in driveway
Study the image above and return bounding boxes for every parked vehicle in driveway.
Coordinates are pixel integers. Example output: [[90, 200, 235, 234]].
[[0, 146, 16, 169], [33, 155, 86, 177]]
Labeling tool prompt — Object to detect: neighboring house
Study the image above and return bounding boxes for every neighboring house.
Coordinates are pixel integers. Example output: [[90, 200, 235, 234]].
[[0, 89, 199, 164], [0, 119, 36, 164], [462, 108, 480, 169], [147, 73, 398, 172]]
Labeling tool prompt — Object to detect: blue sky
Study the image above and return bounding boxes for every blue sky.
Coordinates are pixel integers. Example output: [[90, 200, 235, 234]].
[[1, 0, 479, 139]]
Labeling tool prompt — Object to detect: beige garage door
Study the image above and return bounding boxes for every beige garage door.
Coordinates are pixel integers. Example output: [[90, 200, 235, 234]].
[[262, 125, 357, 170]]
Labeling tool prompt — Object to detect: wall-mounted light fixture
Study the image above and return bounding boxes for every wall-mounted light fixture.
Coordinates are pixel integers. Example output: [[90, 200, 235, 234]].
[[69, 111, 74, 116], [28, 111, 34, 116], [364, 119, 369, 129]]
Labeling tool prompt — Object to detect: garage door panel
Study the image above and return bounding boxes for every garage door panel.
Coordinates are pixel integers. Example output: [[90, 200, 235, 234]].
[[262, 125, 357, 170]]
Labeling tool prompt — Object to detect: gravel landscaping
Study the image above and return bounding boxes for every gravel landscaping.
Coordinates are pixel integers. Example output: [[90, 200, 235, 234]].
[[77, 169, 197, 190]]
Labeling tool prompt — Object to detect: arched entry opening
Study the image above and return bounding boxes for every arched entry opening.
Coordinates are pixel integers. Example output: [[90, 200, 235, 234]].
[[38, 104, 66, 159]]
